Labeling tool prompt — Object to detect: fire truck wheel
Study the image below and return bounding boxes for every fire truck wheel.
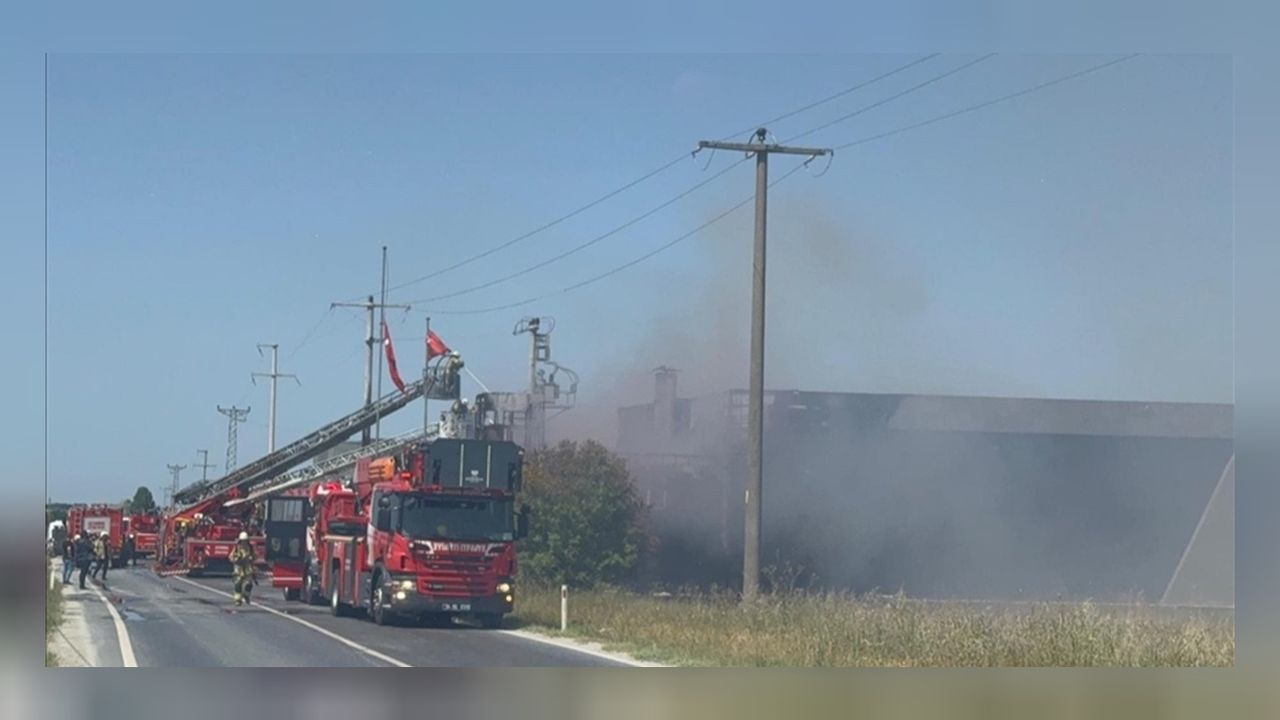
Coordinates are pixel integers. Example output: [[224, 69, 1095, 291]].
[[371, 586, 392, 626], [303, 570, 319, 605], [330, 584, 348, 617]]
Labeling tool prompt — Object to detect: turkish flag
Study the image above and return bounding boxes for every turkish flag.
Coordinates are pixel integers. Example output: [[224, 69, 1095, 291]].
[[427, 329, 451, 360], [382, 318, 407, 393]]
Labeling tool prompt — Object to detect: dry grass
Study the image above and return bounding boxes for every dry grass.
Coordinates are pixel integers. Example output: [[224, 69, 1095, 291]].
[[511, 586, 1234, 667], [46, 560, 64, 667]]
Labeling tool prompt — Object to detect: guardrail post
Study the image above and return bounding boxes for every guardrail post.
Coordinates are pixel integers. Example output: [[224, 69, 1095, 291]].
[[560, 584, 568, 632]]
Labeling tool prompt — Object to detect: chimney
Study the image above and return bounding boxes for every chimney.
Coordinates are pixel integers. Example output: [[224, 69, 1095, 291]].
[[653, 366, 678, 442]]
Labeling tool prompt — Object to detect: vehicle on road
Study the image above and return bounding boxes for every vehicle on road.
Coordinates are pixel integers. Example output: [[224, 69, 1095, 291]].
[[67, 504, 132, 567], [268, 431, 528, 629], [124, 511, 161, 560]]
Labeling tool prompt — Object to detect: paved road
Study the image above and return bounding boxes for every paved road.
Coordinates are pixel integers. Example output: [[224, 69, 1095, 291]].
[[70, 567, 626, 667]]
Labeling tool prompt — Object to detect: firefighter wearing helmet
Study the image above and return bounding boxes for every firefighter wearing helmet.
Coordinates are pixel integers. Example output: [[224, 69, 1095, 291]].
[[229, 531, 257, 606]]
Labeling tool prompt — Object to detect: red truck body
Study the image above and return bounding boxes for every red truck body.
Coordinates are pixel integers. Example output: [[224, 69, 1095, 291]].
[[124, 512, 161, 558], [67, 505, 128, 566], [155, 487, 267, 577], [268, 437, 527, 628]]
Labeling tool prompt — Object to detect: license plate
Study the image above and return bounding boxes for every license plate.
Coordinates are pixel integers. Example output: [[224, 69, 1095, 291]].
[[441, 602, 471, 612]]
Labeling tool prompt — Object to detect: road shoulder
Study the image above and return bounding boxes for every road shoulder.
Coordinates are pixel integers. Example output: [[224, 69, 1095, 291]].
[[500, 628, 670, 667], [49, 580, 99, 667]]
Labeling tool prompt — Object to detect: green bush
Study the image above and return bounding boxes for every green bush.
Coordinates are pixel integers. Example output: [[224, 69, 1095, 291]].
[[519, 440, 649, 588]]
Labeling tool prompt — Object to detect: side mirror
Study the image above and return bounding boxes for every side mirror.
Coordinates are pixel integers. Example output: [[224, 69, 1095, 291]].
[[515, 505, 530, 540]]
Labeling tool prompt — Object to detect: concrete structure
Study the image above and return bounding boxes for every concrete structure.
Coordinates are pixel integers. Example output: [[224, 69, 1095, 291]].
[[617, 369, 1233, 604]]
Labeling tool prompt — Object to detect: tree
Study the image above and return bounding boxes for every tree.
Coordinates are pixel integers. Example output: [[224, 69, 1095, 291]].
[[131, 486, 156, 513], [519, 440, 650, 588]]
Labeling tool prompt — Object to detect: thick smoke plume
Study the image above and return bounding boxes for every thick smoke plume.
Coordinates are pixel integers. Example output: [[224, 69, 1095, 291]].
[[543, 195, 1229, 601]]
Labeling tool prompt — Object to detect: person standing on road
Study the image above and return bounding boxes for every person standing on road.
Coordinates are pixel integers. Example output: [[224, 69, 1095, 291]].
[[92, 533, 110, 584], [61, 534, 76, 584], [75, 533, 94, 589], [229, 532, 257, 606], [122, 533, 136, 567]]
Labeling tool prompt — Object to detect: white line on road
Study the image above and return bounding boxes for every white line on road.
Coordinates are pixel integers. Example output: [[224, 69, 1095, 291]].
[[499, 629, 663, 667], [172, 576, 410, 667], [88, 583, 137, 667]]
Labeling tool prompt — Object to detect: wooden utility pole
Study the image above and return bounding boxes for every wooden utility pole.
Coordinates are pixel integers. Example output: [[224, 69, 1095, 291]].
[[696, 128, 830, 602]]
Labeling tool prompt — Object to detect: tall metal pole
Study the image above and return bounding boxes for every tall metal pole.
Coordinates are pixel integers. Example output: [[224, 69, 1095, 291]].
[[216, 405, 251, 472], [252, 343, 299, 454], [697, 128, 830, 602], [166, 464, 188, 501], [332, 284, 407, 443], [194, 449, 215, 482]]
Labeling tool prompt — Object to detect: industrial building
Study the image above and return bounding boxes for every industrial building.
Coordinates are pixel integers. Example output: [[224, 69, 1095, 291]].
[[617, 367, 1233, 605]]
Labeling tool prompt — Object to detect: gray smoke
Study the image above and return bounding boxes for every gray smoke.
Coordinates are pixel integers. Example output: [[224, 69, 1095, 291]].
[[544, 196, 1228, 600]]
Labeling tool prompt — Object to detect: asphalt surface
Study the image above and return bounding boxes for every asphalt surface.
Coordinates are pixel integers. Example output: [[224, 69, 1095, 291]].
[[72, 567, 626, 667]]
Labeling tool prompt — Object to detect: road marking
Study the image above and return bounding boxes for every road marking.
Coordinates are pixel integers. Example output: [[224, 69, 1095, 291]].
[[173, 576, 409, 667], [88, 583, 137, 667], [499, 629, 664, 667]]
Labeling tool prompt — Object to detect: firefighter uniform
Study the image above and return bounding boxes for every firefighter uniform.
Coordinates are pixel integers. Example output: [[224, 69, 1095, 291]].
[[229, 534, 256, 606], [75, 535, 94, 589], [92, 534, 109, 582]]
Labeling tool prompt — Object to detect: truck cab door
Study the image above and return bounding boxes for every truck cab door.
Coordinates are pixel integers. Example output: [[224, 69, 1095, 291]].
[[264, 497, 309, 562]]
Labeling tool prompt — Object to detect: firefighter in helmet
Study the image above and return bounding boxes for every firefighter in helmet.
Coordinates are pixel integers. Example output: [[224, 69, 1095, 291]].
[[229, 531, 257, 606]]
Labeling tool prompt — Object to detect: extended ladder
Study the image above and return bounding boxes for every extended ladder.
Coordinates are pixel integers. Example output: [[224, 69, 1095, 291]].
[[225, 426, 439, 507], [173, 378, 428, 509]]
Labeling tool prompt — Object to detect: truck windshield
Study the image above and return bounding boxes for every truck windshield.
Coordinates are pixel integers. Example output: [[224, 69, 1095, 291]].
[[397, 495, 513, 542]]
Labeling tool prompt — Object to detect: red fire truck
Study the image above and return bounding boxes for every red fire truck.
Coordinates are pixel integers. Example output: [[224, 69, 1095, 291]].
[[67, 504, 128, 567], [155, 490, 266, 577], [123, 512, 161, 559], [267, 436, 528, 628]]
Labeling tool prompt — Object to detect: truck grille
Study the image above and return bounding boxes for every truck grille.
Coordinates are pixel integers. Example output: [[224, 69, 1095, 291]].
[[417, 554, 494, 597]]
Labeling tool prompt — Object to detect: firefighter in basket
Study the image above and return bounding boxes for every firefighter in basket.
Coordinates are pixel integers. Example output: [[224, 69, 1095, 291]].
[[229, 531, 257, 606]]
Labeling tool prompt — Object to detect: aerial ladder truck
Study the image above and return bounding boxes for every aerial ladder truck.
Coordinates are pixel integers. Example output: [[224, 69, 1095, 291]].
[[156, 359, 463, 577], [245, 392, 529, 628]]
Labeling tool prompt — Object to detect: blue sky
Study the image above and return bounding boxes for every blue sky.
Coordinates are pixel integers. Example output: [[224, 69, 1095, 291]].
[[25, 53, 1230, 502]]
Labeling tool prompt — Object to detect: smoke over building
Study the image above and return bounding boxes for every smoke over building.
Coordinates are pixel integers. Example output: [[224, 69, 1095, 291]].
[[617, 368, 1233, 605]]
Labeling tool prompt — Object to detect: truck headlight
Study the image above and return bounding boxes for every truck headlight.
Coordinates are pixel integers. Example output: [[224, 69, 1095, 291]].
[[399, 579, 415, 591], [497, 582, 512, 594]]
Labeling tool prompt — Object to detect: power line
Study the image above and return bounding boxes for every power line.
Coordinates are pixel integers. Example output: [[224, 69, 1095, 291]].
[[284, 307, 335, 363], [380, 155, 689, 297], [365, 54, 946, 300], [402, 156, 750, 305], [409, 55, 1140, 317], [783, 53, 997, 144], [720, 53, 941, 140], [416, 162, 809, 317], [832, 53, 1141, 151]]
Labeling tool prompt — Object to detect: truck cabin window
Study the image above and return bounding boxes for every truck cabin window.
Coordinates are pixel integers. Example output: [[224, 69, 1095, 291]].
[[397, 495, 514, 542]]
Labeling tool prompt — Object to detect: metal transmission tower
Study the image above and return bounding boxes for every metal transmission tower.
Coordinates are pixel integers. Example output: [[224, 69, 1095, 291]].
[[512, 316, 579, 451], [166, 464, 188, 504], [332, 247, 409, 446], [697, 128, 830, 603], [194, 449, 215, 482], [252, 343, 300, 453], [217, 405, 252, 473]]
